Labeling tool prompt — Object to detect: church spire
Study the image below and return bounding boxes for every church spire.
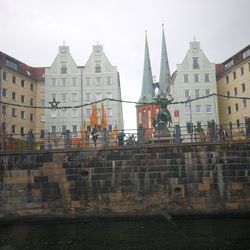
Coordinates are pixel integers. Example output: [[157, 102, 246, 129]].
[[159, 24, 171, 95], [138, 31, 154, 103]]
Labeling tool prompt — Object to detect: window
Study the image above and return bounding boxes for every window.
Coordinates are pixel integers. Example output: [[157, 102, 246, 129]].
[[184, 74, 189, 83], [184, 103, 190, 114], [21, 79, 25, 88], [72, 78, 77, 86], [2, 88, 7, 97], [234, 87, 237, 96], [2, 105, 7, 115], [226, 75, 229, 84], [20, 127, 25, 136], [86, 93, 91, 102], [30, 98, 34, 107], [106, 92, 112, 99], [30, 83, 34, 91], [6, 59, 18, 70], [51, 110, 57, 118], [206, 105, 212, 113], [241, 67, 244, 76], [96, 92, 102, 101], [224, 60, 234, 70], [40, 85, 45, 93], [62, 125, 67, 133], [11, 124, 16, 134], [96, 77, 101, 85], [205, 89, 211, 96], [51, 78, 57, 86], [86, 77, 91, 85], [106, 76, 112, 85], [40, 99, 45, 107], [21, 111, 25, 119], [12, 92, 16, 101], [227, 91, 230, 97], [241, 83, 246, 92], [205, 73, 210, 82], [184, 89, 190, 98], [108, 108, 112, 117], [61, 109, 67, 117], [242, 99, 247, 108], [51, 126, 56, 134], [195, 105, 201, 113], [72, 125, 77, 135], [3, 71, 7, 80], [21, 95, 25, 103], [61, 93, 67, 102], [12, 75, 16, 84], [12, 108, 16, 117], [72, 109, 78, 117], [194, 74, 199, 82], [227, 106, 231, 114], [236, 119, 240, 128], [72, 93, 77, 101], [192, 57, 199, 69], [243, 49, 250, 59], [61, 78, 67, 86], [95, 63, 101, 73], [235, 103, 239, 112], [30, 113, 34, 122], [61, 64, 67, 74], [233, 71, 236, 80], [195, 89, 200, 98]]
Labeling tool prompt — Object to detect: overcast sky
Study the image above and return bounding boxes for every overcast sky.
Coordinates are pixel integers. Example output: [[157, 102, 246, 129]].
[[1, 0, 250, 130]]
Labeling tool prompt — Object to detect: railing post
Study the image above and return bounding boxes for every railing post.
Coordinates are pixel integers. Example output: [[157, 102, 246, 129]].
[[65, 130, 71, 150], [174, 125, 181, 143], [28, 131, 34, 151], [137, 125, 144, 144], [211, 120, 216, 142]]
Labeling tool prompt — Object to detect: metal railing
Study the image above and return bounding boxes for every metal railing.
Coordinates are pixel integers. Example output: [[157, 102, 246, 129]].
[[0, 122, 249, 153]]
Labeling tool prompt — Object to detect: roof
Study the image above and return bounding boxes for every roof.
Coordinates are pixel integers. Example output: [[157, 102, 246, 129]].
[[0, 51, 45, 81]]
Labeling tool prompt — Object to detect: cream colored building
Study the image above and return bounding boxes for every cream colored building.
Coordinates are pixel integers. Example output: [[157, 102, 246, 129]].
[[216, 45, 250, 131], [0, 51, 45, 149]]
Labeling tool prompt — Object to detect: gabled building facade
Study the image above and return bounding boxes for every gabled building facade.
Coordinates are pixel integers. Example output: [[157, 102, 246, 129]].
[[45, 44, 124, 134], [170, 40, 218, 132], [216, 44, 250, 130]]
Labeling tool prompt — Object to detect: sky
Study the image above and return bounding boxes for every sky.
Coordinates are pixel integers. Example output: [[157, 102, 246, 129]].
[[1, 0, 250, 130]]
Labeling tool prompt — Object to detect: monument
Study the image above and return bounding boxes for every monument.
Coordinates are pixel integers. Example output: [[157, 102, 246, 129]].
[[152, 93, 173, 141]]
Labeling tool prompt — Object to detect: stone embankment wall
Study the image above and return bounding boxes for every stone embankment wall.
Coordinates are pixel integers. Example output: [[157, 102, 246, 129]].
[[0, 141, 250, 220]]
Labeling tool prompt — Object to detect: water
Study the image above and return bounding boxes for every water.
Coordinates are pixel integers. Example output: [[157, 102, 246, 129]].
[[0, 217, 250, 250]]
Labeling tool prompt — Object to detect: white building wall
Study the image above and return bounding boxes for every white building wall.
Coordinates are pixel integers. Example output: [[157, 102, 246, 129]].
[[170, 41, 218, 133], [45, 44, 124, 134]]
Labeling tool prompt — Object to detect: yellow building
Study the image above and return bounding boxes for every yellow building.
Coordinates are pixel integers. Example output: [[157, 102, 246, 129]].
[[0, 51, 45, 150], [216, 45, 250, 133]]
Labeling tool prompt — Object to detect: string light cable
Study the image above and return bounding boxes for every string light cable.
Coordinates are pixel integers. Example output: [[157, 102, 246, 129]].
[[0, 93, 249, 110]]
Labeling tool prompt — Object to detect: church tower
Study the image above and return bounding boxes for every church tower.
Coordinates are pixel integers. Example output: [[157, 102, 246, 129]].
[[136, 32, 158, 139]]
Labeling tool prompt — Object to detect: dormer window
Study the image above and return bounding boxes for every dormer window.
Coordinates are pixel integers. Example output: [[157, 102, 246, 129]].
[[192, 57, 199, 69]]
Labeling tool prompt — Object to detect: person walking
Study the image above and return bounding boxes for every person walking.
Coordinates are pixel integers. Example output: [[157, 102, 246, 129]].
[[118, 129, 126, 146]]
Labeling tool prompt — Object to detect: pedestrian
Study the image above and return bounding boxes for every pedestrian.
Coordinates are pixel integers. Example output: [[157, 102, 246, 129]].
[[91, 125, 98, 147], [219, 126, 227, 141], [118, 129, 126, 146]]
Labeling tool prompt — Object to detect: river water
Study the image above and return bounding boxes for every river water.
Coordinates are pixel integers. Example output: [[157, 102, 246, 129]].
[[0, 217, 250, 250]]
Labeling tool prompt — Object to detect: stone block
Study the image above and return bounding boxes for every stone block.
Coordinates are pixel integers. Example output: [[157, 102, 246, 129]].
[[231, 183, 243, 190], [198, 183, 210, 192], [3, 176, 30, 184]]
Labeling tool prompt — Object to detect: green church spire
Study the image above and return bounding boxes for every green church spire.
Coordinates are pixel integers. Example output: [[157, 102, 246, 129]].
[[159, 24, 171, 95], [138, 31, 154, 103]]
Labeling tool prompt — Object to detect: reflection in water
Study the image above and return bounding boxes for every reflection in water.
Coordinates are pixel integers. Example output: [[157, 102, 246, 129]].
[[0, 218, 250, 250]]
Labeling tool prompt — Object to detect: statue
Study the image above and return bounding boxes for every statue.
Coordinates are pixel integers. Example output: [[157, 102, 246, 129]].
[[153, 93, 173, 136]]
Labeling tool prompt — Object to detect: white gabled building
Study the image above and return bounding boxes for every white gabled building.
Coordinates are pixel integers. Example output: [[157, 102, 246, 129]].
[[82, 44, 124, 131], [171, 40, 218, 132], [45, 45, 80, 134], [45, 44, 123, 134]]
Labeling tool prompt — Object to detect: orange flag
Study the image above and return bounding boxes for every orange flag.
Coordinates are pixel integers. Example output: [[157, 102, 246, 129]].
[[90, 104, 98, 127], [101, 102, 107, 129]]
